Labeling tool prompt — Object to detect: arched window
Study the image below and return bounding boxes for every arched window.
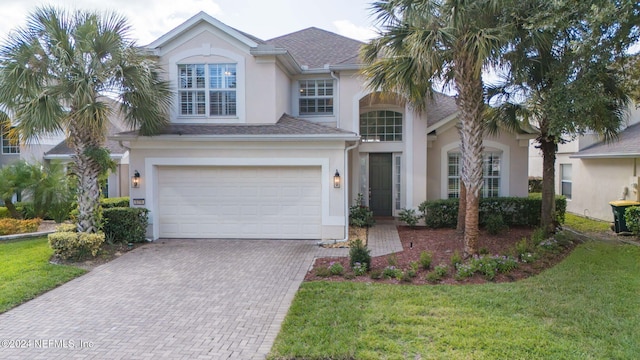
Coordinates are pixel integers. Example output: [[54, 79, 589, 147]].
[[359, 110, 402, 142]]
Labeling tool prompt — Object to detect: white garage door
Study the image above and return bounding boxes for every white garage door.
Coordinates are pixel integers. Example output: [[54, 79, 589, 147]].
[[158, 166, 322, 239]]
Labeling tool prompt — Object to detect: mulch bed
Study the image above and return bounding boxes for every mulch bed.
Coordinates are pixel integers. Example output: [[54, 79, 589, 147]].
[[306, 225, 580, 285], [50, 242, 146, 271]]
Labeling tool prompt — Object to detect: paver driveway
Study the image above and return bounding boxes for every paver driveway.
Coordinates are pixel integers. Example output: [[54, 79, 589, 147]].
[[0, 239, 320, 359]]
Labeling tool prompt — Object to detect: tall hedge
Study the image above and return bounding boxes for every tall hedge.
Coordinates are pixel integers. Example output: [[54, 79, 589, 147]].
[[418, 196, 567, 228], [102, 207, 149, 243]]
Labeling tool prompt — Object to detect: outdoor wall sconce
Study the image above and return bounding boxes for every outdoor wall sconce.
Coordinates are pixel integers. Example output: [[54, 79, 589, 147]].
[[333, 170, 341, 188], [131, 170, 140, 188]]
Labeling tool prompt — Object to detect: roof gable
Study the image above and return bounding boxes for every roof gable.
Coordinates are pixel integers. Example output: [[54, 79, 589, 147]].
[[146, 11, 261, 50], [572, 122, 640, 158], [266, 27, 363, 69]]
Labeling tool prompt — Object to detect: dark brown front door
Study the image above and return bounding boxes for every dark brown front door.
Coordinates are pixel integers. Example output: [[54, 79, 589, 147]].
[[369, 153, 393, 216]]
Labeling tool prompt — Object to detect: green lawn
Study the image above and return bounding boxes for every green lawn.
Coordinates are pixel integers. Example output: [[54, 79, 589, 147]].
[[0, 237, 86, 313], [564, 213, 613, 233], [270, 241, 640, 359]]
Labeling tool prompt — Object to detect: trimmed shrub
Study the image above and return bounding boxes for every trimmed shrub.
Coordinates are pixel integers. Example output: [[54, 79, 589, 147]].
[[419, 196, 567, 229], [102, 207, 149, 244], [55, 223, 77, 233], [0, 207, 9, 219], [485, 214, 507, 235], [0, 218, 41, 235], [101, 197, 130, 209], [624, 206, 640, 235], [48, 232, 105, 259], [349, 238, 371, 271], [399, 208, 421, 227]]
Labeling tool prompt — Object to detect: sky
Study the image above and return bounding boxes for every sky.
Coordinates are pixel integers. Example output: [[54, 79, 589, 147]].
[[0, 0, 379, 45]]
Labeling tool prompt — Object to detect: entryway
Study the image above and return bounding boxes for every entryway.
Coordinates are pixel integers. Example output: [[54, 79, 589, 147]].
[[369, 153, 393, 216]]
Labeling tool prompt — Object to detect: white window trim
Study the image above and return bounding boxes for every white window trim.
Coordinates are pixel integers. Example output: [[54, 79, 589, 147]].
[[295, 79, 335, 117], [440, 141, 510, 199], [169, 45, 245, 124], [1, 126, 20, 154], [560, 164, 572, 200], [359, 110, 403, 142]]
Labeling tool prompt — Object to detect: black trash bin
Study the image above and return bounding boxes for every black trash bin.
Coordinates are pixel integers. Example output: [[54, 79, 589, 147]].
[[609, 200, 640, 233]]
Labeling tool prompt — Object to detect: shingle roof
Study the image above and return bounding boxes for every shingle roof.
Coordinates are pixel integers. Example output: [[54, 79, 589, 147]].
[[266, 27, 363, 69], [572, 122, 640, 158], [46, 98, 131, 157], [45, 119, 128, 156], [426, 93, 459, 127], [114, 114, 358, 138]]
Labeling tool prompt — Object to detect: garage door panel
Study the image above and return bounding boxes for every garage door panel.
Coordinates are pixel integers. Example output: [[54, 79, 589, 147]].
[[158, 166, 322, 239]]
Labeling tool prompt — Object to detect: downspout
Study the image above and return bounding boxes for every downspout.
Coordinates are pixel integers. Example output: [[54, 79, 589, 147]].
[[318, 140, 359, 246], [330, 71, 340, 129]]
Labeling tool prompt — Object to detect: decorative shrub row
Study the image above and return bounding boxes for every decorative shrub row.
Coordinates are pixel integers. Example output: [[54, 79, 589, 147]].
[[0, 218, 42, 235], [48, 226, 105, 260], [625, 206, 640, 235], [418, 196, 567, 229], [102, 207, 149, 244], [0, 207, 9, 219], [101, 197, 130, 209]]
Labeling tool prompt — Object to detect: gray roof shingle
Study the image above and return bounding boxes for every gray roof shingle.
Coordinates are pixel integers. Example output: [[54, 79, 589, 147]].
[[45, 100, 129, 157], [114, 114, 358, 138], [426, 93, 459, 127], [572, 122, 640, 158], [266, 27, 363, 69]]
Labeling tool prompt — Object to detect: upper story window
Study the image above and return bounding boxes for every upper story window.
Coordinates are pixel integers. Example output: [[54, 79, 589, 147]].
[[447, 152, 501, 198], [360, 110, 403, 142], [1, 125, 19, 154], [178, 63, 236, 117], [299, 80, 333, 115]]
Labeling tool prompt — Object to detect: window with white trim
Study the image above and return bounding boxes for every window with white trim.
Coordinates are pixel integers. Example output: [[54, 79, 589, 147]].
[[560, 164, 572, 200], [360, 110, 403, 142], [1, 125, 19, 154], [178, 63, 236, 116], [447, 152, 501, 198], [299, 80, 333, 115]]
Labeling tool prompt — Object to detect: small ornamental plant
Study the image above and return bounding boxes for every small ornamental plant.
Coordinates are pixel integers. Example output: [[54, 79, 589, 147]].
[[419, 251, 432, 270], [329, 262, 344, 276], [352, 262, 367, 276]]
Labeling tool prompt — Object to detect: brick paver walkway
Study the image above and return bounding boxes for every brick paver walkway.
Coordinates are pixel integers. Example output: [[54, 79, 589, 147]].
[[0, 224, 403, 359]]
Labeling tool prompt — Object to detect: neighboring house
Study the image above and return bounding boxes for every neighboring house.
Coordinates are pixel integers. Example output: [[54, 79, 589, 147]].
[[112, 11, 533, 241], [529, 106, 640, 221], [0, 99, 130, 199]]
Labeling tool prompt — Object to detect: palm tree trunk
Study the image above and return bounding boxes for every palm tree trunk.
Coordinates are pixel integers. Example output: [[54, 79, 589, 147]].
[[70, 125, 103, 234], [540, 138, 557, 236], [456, 56, 485, 258], [456, 182, 466, 232], [3, 199, 22, 219]]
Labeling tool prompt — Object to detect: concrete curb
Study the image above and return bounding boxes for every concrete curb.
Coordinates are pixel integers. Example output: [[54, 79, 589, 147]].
[[0, 231, 55, 242]]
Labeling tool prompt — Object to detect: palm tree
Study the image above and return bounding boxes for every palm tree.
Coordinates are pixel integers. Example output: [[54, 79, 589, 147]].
[[0, 6, 171, 233], [0, 160, 33, 219], [361, 0, 511, 256], [486, 0, 635, 235]]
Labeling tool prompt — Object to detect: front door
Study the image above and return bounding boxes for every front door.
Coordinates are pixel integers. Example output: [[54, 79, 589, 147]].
[[369, 153, 393, 216]]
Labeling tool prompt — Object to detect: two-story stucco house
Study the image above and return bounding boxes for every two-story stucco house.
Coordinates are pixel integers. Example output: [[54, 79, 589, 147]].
[[112, 12, 533, 241]]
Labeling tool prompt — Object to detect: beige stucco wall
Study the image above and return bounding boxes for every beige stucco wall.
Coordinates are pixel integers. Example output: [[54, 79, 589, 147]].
[[427, 124, 530, 201], [555, 155, 640, 221], [155, 23, 282, 124], [126, 139, 350, 240]]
